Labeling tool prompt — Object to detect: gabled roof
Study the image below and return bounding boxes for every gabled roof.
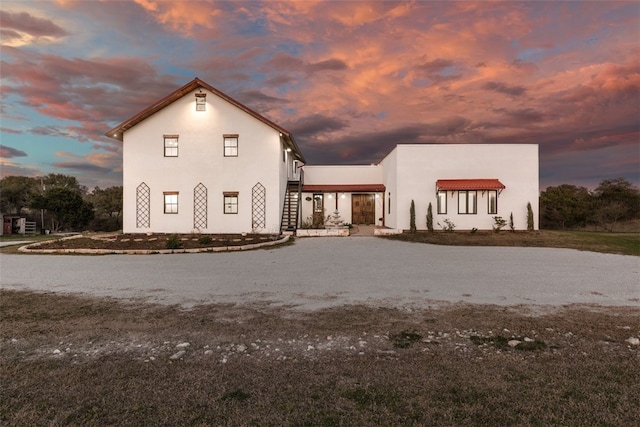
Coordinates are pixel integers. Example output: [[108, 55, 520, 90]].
[[436, 179, 505, 191], [105, 78, 305, 162]]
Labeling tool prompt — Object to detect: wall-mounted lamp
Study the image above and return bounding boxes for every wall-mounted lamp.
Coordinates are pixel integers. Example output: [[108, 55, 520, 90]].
[[340, 193, 346, 199], [286, 148, 292, 152]]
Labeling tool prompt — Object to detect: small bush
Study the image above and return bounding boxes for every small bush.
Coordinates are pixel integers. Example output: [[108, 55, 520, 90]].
[[527, 202, 534, 231], [492, 216, 507, 233], [437, 218, 456, 232], [390, 330, 423, 348], [426, 202, 434, 232], [509, 212, 515, 232], [198, 236, 212, 245], [409, 200, 417, 233], [166, 234, 182, 249]]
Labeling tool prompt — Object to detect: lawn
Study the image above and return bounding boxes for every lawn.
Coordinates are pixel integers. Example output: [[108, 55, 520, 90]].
[[384, 230, 640, 256], [1, 290, 639, 426]]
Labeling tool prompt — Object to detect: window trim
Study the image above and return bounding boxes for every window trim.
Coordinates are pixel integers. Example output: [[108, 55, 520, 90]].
[[488, 190, 498, 215], [458, 190, 477, 215], [163, 191, 179, 214], [437, 190, 447, 214], [223, 191, 239, 214], [223, 134, 238, 157], [164, 135, 179, 157]]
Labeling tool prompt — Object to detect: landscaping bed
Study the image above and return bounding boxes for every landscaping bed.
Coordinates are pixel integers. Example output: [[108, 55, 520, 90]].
[[29, 233, 282, 251]]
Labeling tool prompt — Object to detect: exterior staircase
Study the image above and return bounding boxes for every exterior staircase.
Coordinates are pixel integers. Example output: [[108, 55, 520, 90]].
[[281, 181, 301, 233]]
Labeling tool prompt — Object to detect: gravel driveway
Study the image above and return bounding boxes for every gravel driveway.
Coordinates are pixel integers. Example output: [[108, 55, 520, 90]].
[[1, 237, 638, 309]]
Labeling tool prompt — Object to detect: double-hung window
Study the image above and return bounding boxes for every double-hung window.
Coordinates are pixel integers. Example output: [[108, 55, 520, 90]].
[[488, 190, 498, 214], [224, 135, 238, 157], [164, 135, 178, 157], [223, 192, 238, 214], [164, 192, 178, 214], [437, 190, 447, 214], [458, 190, 477, 214]]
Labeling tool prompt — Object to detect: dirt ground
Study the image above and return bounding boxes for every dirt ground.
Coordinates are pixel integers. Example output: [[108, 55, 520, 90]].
[[1, 290, 639, 426]]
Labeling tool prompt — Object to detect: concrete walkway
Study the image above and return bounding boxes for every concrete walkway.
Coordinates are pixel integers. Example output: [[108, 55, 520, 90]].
[[1, 237, 638, 310]]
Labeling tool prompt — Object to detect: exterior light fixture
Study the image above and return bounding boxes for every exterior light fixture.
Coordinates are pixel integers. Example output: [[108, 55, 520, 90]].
[[286, 148, 292, 152], [195, 92, 206, 111]]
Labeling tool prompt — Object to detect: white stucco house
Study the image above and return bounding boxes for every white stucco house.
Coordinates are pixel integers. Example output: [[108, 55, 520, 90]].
[[108, 78, 538, 234]]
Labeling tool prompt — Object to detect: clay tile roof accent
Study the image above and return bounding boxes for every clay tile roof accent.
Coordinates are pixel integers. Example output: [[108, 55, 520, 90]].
[[302, 184, 386, 193], [436, 179, 505, 191]]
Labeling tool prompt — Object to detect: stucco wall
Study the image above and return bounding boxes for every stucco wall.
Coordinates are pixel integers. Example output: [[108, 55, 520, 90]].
[[387, 144, 539, 231], [123, 88, 287, 234]]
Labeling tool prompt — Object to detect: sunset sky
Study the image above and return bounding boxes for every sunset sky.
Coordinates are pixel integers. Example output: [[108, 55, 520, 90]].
[[1, 0, 638, 190]]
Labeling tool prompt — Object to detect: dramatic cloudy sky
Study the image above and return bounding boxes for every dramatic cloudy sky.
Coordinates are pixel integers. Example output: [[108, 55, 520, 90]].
[[1, 1, 638, 190]]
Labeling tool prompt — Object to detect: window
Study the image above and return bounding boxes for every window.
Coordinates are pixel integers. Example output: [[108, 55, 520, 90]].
[[437, 190, 447, 214], [195, 92, 206, 111], [164, 135, 178, 157], [224, 192, 238, 214], [164, 192, 178, 214], [224, 135, 238, 157], [458, 190, 477, 214], [488, 190, 498, 214]]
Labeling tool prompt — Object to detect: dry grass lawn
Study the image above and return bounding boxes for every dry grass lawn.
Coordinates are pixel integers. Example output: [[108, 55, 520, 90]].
[[2, 290, 639, 426]]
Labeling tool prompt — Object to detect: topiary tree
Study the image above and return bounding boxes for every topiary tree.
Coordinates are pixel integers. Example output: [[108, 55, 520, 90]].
[[527, 202, 534, 231], [426, 202, 434, 232], [409, 199, 417, 233], [509, 212, 515, 232]]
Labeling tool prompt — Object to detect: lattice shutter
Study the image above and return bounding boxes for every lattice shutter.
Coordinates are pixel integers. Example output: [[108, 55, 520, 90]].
[[136, 182, 150, 228], [252, 182, 266, 231], [193, 183, 207, 230]]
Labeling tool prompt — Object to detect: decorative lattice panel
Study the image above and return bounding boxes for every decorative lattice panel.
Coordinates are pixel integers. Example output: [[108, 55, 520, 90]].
[[193, 183, 207, 230], [252, 182, 266, 231], [136, 182, 150, 228]]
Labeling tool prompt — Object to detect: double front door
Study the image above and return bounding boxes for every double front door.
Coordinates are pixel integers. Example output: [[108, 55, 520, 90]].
[[352, 194, 375, 225]]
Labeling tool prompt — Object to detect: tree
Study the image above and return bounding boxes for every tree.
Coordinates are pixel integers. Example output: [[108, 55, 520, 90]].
[[88, 186, 123, 218], [591, 178, 640, 230], [32, 187, 94, 231], [0, 176, 38, 214], [540, 185, 591, 229], [409, 200, 416, 233], [426, 202, 434, 232], [509, 212, 515, 232]]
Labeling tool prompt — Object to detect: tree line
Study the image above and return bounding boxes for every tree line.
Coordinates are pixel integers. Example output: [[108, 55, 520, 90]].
[[540, 178, 640, 231], [0, 174, 122, 232]]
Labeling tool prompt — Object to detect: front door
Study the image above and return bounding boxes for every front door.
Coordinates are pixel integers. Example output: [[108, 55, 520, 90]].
[[352, 194, 375, 224]]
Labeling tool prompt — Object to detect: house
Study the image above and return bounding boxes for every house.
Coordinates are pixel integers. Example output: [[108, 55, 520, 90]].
[[108, 78, 538, 234]]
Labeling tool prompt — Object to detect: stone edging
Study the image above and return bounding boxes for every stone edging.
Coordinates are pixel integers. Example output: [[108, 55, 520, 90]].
[[18, 234, 290, 255]]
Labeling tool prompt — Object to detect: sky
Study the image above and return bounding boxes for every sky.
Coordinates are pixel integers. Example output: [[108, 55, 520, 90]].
[[1, 0, 639, 191]]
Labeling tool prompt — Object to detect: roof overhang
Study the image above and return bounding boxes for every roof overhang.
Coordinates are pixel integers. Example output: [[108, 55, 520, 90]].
[[436, 179, 505, 191], [302, 184, 385, 193], [105, 77, 305, 163]]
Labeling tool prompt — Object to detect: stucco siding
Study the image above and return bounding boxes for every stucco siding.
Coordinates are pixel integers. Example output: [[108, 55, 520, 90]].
[[123, 88, 284, 234]]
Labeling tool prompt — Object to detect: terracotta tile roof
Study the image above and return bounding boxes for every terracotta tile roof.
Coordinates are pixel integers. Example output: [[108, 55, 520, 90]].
[[105, 77, 305, 162], [302, 184, 386, 192], [436, 179, 505, 191]]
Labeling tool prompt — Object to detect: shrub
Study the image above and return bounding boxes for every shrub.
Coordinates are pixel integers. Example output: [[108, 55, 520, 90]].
[[492, 216, 507, 233], [166, 234, 182, 249], [509, 212, 515, 232], [198, 235, 212, 245], [410, 200, 416, 233], [437, 218, 456, 232], [527, 202, 534, 231], [426, 202, 434, 232]]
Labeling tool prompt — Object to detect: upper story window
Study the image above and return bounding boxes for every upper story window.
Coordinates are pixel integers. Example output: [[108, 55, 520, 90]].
[[164, 192, 178, 214], [195, 92, 206, 111], [164, 135, 178, 157], [488, 190, 498, 214], [224, 135, 238, 157], [437, 190, 447, 214], [458, 190, 477, 214]]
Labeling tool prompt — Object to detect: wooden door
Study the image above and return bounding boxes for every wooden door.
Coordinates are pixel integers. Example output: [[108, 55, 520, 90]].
[[352, 194, 375, 224]]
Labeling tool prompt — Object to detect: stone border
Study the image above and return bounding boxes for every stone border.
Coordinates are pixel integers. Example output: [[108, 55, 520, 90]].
[[296, 228, 350, 237], [18, 234, 290, 255]]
